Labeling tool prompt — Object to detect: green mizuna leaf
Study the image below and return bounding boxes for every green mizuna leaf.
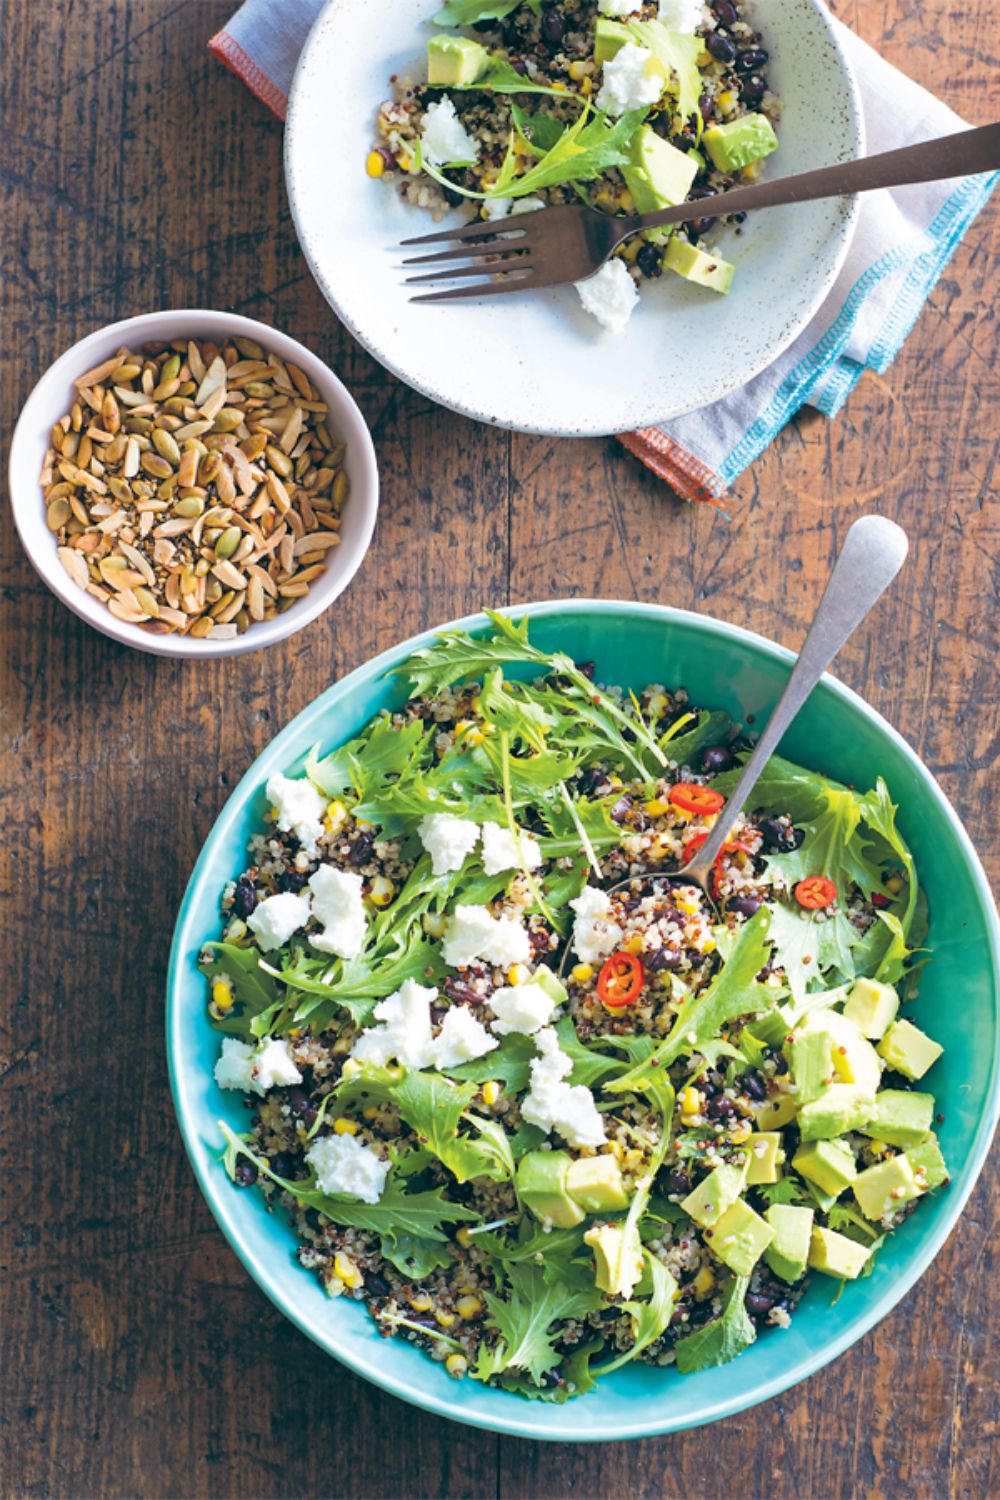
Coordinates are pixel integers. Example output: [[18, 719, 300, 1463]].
[[673, 1275, 756, 1374], [201, 942, 282, 1038], [474, 1261, 604, 1386], [591, 1255, 677, 1376]]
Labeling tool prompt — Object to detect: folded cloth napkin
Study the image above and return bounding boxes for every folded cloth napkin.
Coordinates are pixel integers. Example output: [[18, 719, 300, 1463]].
[[210, 3, 996, 505]]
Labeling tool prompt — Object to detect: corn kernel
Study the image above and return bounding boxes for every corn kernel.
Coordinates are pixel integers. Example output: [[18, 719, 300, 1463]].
[[456, 1226, 474, 1248], [482, 1081, 502, 1107], [366, 150, 386, 178], [334, 1252, 363, 1289], [717, 89, 736, 111], [434, 1309, 457, 1329], [700, 936, 717, 955], [729, 1122, 752, 1144], [407, 1290, 432, 1312], [623, 238, 641, 262], [397, 152, 414, 173], [625, 934, 644, 955], [885, 875, 904, 895], [648, 692, 668, 719], [368, 874, 395, 908], [456, 1294, 483, 1320], [464, 729, 485, 746], [608, 775, 623, 789], [355, 818, 375, 832], [580, 76, 592, 96], [454, 719, 474, 739], [568, 59, 589, 80], [341, 1057, 362, 1078], [423, 911, 446, 938], [211, 979, 234, 1012], [507, 963, 528, 986], [644, 798, 668, 817], [446, 1353, 468, 1378], [742, 161, 763, 181], [680, 1085, 702, 1118], [692, 1266, 715, 1298], [571, 963, 594, 984], [333, 1117, 359, 1136], [324, 798, 348, 833], [677, 896, 699, 915], [362, 1105, 379, 1120]]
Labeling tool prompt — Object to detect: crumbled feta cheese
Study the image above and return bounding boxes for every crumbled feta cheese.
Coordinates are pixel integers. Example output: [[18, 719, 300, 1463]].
[[570, 885, 623, 963], [482, 195, 546, 221], [489, 981, 556, 1037], [576, 258, 640, 335], [214, 1037, 257, 1093], [596, 42, 665, 116], [442, 904, 531, 968], [247, 890, 312, 952], [253, 1038, 303, 1091], [418, 812, 481, 875], [480, 821, 543, 877], [308, 865, 367, 958], [213, 1037, 301, 1096], [600, 0, 641, 14], [265, 772, 327, 857], [352, 978, 438, 1069], [420, 96, 480, 167], [521, 1028, 607, 1148], [305, 1132, 389, 1204], [657, 0, 707, 31], [512, 197, 546, 214], [433, 1005, 498, 1067]]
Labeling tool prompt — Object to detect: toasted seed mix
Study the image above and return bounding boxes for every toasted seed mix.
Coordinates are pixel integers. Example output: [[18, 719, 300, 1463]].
[[40, 337, 348, 638]]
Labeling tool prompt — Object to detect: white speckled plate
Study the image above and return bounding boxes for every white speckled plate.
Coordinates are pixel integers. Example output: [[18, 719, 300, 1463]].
[[285, 0, 862, 436]]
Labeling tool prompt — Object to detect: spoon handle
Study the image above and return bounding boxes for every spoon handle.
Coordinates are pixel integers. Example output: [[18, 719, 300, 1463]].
[[685, 515, 909, 885]]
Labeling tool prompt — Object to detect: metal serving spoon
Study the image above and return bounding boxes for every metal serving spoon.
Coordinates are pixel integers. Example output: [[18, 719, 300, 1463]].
[[561, 513, 909, 971]]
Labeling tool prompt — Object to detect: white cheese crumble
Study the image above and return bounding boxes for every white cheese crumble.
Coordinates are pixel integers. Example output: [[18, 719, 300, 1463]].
[[265, 772, 327, 857], [658, 0, 708, 31], [420, 96, 480, 167], [570, 885, 623, 963], [596, 43, 665, 116], [575, 257, 640, 334], [442, 903, 531, 968], [418, 812, 481, 875], [521, 1028, 607, 1148], [213, 1037, 302, 1096], [483, 195, 546, 219], [308, 865, 367, 958], [489, 981, 556, 1037], [214, 1037, 257, 1093], [352, 978, 438, 1069], [305, 1132, 389, 1204], [433, 1005, 498, 1067], [480, 821, 543, 877], [599, 0, 641, 14], [253, 1037, 303, 1091], [246, 890, 312, 952]]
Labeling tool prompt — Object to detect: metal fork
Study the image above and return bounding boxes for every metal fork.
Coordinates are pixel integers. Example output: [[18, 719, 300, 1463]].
[[399, 121, 1000, 302]]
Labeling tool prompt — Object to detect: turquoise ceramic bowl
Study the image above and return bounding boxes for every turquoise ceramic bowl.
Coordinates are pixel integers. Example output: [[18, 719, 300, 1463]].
[[167, 601, 999, 1442]]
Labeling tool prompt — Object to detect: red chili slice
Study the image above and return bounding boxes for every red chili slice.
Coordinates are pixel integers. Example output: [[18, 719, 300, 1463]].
[[668, 782, 725, 816], [794, 876, 838, 910], [597, 951, 645, 1009]]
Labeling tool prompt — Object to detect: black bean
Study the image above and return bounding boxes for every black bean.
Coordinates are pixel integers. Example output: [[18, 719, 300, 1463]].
[[707, 1093, 736, 1119], [365, 1272, 390, 1298], [637, 242, 663, 278], [349, 832, 375, 865], [288, 1088, 311, 1116], [688, 217, 716, 239], [712, 0, 739, 25], [610, 794, 633, 824], [235, 1160, 258, 1186], [736, 48, 769, 73], [727, 894, 762, 918], [444, 976, 481, 1005], [745, 1291, 774, 1316], [706, 30, 736, 62], [740, 1070, 767, 1101], [576, 659, 596, 680], [578, 767, 611, 796], [646, 946, 681, 972], [740, 73, 766, 105], [699, 90, 714, 122], [666, 1170, 691, 1195], [701, 744, 734, 773], [773, 1053, 789, 1076], [541, 7, 565, 44], [233, 876, 257, 918], [759, 816, 799, 853], [279, 867, 309, 892]]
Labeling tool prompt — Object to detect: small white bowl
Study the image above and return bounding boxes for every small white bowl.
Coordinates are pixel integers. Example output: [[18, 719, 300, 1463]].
[[8, 310, 379, 658]]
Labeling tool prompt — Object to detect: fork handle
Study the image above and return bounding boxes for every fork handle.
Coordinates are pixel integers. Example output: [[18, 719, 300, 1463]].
[[629, 121, 1000, 236]]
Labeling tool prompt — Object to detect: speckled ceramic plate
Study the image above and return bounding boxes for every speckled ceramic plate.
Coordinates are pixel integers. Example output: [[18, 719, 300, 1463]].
[[284, 0, 862, 436]]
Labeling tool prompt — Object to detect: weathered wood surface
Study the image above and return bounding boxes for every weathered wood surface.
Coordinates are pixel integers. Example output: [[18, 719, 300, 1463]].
[[1, 1, 996, 1495]]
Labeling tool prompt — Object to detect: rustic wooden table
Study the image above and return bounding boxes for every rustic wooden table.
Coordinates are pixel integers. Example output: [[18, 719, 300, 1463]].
[[2, 2, 996, 1496]]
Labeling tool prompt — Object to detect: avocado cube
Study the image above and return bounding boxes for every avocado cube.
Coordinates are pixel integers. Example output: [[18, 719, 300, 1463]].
[[860, 1089, 934, 1148], [532, 963, 568, 1005], [792, 1138, 856, 1198], [808, 1225, 871, 1280], [585, 1223, 651, 1299], [622, 126, 699, 215], [566, 1154, 629, 1213], [843, 978, 899, 1039], [427, 33, 489, 87], [788, 1029, 833, 1104], [680, 1161, 746, 1228], [703, 112, 779, 174], [764, 1204, 814, 1283], [753, 1092, 798, 1130], [705, 1198, 774, 1276], [877, 1019, 943, 1081], [853, 1153, 922, 1221], [663, 237, 735, 295], [797, 1085, 875, 1142], [516, 1150, 585, 1228], [804, 1009, 883, 1093], [906, 1134, 949, 1190], [744, 1130, 784, 1186], [594, 17, 631, 63]]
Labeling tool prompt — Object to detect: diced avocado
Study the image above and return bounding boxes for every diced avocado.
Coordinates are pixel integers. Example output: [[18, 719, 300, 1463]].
[[808, 1225, 871, 1280], [843, 977, 900, 1039], [427, 33, 489, 87], [744, 1131, 784, 1186], [797, 1085, 875, 1142], [532, 964, 568, 1006], [622, 126, 699, 215], [853, 1153, 922, 1221], [792, 1138, 856, 1198], [906, 1134, 949, 1190], [680, 1161, 747, 1227], [663, 237, 735, 296], [594, 17, 631, 63], [803, 1009, 882, 1094], [753, 1092, 798, 1130], [877, 1019, 943, 1081], [516, 1150, 584, 1228], [585, 1223, 647, 1298], [764, 1204, 814, 1283], [703, 112, 779, 174], [787, 1029, 833, 1104], [705, 1197, 774, 1276], [566, 1154, 629, 1213], [860, 1089, 934, 1148]]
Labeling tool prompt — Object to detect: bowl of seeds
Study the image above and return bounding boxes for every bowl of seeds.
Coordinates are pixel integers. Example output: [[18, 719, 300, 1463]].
[[8, 310, 379, 657]]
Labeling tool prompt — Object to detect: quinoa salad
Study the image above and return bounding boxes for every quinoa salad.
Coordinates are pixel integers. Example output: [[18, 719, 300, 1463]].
[[203, 611, 947, 1401], [368, 0, 782, 332]]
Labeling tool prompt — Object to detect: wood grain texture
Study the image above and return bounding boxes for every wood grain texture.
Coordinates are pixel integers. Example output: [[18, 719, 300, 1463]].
[[0, 1, 995, 1496]]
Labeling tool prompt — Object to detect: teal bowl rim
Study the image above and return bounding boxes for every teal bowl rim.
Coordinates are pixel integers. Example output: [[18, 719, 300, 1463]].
[[166, 599, 1000, 1442]]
